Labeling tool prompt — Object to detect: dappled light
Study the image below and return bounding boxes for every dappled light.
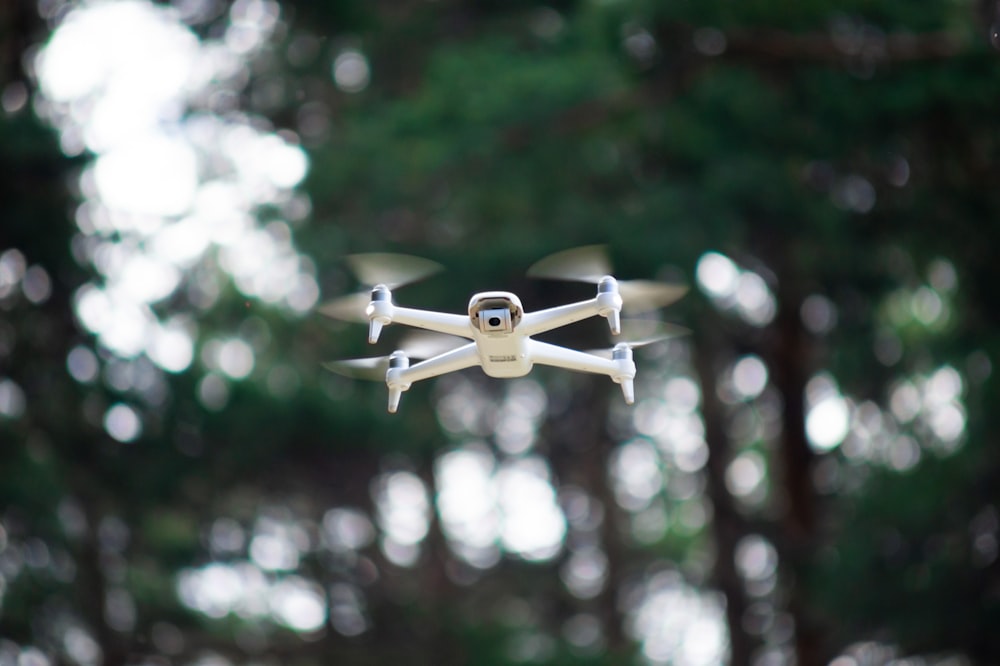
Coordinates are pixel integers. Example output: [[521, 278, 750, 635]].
[[0, 250, 51, 309], [374, 470, 431, 567], [496, 457, 566, 561], [626, 571, 729, 665], [102, 402, 142, 442], [800, 294, 838, 335], [805, 374, 851, 453], [806, 362, 969, 478], [696, 251, 777, 327], [178, 510, 332, 636], [332, 49, 371, 93], [33, 0, 319, 427], [433, 381, 566, 564], [729, 355, 768, 401], [2, 0, 999, 663], [435, 444, 502, 568], [725, 451, 767, 503]]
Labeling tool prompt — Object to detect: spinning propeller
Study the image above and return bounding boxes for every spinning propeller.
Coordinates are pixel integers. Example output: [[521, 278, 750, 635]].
[[319, 253, 443, 323], [344, 252, 444, 291], [527, 245, 687, 313], [323, 331, 467, 381], [319, 252, 444, 342], [324, 331, 469, 412], [322, 355, 401, 381], [586, 319, 689, 359], [582, 319, 687, 403]]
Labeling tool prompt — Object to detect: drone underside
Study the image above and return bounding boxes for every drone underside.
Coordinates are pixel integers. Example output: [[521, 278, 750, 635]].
[[321, 246, 687, 413]]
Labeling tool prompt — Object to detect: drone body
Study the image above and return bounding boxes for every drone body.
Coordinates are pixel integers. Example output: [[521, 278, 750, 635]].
[[322, 247, 686, 413]]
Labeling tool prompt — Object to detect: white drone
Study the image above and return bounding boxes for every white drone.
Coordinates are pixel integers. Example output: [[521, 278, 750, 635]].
[[321, 245, 687, 413]]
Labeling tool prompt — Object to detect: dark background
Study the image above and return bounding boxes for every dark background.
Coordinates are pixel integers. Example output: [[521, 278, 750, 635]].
[[2, 0, 1000, 664]]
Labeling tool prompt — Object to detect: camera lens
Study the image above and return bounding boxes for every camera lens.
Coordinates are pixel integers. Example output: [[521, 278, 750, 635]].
[[488, 317, 501, 327]]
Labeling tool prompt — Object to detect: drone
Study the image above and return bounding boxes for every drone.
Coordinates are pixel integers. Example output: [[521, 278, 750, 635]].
[[321, 245, 687, 413]]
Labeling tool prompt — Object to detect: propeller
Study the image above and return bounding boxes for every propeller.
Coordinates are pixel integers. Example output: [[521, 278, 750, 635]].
[[323, 331, 469, 381], [319, 253, 445, 323], [396, 330, 470, 359], [585, 319, 689, 358], [527, 245, 688, 312], [323, 356, 396, 381], [345, 253, 444, 290]]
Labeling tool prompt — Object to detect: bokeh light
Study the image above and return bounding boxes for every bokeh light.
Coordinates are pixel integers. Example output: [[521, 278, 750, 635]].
[[11, 2, 992, 663], [333, 49, 371, 93], [374, 471, 431, 567], [103, 403, 142, 442], [805, 374, 851, 452], [435, 444, 502, 568], [696, 251, 776, 326], [626, 571, 729, 666], [496, 457, 566, 561], [730, 355, 768, 400], [33, 0, 319, 398]]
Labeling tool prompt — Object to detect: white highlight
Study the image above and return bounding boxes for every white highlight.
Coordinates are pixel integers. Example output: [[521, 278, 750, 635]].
[[270, 577, 327, 632], [695, 252, 739, 298], [627, 571, 729, 665], [806, 396, 850, 452], [374, 471, 431, 567], [434, 444, 566, 566], [435, 445, 501, 568], [104, 403, 142, 442], [496, 457, 566, 561], [696, 251, 776, 326], [94, 136, 199, 217], [731, 355, 768, 400], [333, 50, 371, 93], [805, 374, 850, 454], [35, 0, 320, 385]]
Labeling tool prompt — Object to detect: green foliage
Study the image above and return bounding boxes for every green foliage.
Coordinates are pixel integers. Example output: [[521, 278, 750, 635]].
[[3, 0, 1000, 663], [810, 444, 1000, 655]]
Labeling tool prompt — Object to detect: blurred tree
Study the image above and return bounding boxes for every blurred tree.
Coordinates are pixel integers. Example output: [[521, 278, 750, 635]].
[[1, 0, 999, 665]]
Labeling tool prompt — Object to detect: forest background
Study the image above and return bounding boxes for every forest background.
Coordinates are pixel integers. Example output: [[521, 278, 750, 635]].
[[1, 0, 1000, 664]]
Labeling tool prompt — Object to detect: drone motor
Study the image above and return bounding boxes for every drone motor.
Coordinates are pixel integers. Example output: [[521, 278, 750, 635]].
[[385, 350, 411, 413], [597, 276, 623, 335], [365, 284, 393, 343]]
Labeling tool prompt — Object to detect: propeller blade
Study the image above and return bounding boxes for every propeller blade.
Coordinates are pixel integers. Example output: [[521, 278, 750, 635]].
[[323, 332, 469, 381], [528, 246, 687, 312], [526, 245, 611, 284], [318, 292, 371, 323], [398, 330, 470, 359], [618, 280, 689, 312], [346, 253, 444, 289], [586, 320, 690, 358], [320, 253, 444, 323], [323, 357, 391, 381], [619, 319, 690, 342]]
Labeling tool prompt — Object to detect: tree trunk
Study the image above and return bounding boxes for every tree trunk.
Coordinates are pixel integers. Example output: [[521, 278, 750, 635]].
[[767, 280, 822, 666], [694, 320, 759, 666]]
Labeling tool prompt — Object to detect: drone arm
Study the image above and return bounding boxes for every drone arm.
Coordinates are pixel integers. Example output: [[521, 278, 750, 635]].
[[527, 340, 637, 404], [384, 343, 479, 412], [521, 283, 623, 337], [520, 299, 603, 337], [527, 340, 616, 375], [384, 343, 480, 412], [389, 306, 473, 339], [395, 343, 480, 384]]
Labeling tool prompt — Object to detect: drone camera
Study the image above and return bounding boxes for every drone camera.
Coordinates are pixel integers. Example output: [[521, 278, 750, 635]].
[[469, 292, 523, 334], [479, 308, 513, 333]]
